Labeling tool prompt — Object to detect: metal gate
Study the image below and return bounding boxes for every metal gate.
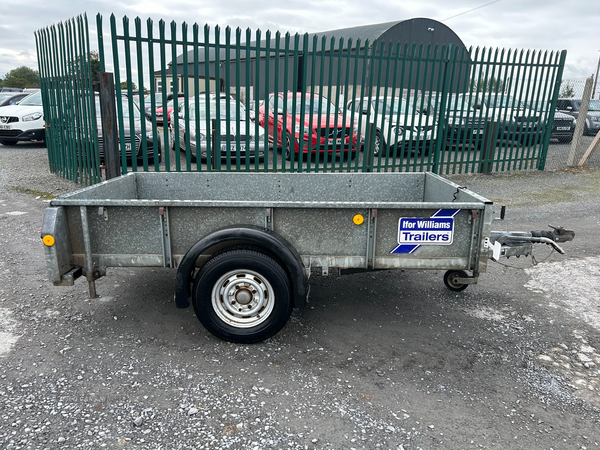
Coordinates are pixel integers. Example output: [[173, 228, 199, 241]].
[[36, 14, 567, 182], [35, 14, 100, 185]]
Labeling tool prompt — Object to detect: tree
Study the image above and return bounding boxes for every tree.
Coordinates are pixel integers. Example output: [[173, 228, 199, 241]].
[[89, 50, 101, 82], [2, 66, 39, 89], [559, 81, 575, 98], [472, 76, 505, 93], [120, 80, 137, 91]]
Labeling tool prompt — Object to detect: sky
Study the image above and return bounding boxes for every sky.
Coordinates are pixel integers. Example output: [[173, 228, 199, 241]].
[[0, 0, 598, 83]]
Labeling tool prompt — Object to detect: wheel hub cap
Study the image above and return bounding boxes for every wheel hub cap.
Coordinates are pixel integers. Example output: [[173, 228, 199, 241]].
[[235, 287, 253, 305], [211, 269, 276, 328]]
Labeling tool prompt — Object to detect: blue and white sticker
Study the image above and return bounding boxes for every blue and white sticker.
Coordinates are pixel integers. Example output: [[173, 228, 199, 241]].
[[390, 209, 460, 254]]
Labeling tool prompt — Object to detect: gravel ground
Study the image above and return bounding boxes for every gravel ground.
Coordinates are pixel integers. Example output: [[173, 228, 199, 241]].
[[1, 141, 600, 449]]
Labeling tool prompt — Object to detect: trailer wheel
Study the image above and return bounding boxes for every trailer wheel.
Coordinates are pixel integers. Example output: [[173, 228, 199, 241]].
[[192, 249, 293, 343], [443, 270, 469, 292]]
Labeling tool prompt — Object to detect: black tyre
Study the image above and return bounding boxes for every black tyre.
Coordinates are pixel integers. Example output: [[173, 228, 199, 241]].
[[443, 270, 469, 292], [171, 130, 178, 151], [0, 140, 18, 146], [192, 249, 293, 343], [373, 130, 385, 156], [284, 135, 292, 161]]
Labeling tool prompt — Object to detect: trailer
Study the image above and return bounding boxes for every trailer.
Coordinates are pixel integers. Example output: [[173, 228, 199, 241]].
[[41, 171, 574, 343]]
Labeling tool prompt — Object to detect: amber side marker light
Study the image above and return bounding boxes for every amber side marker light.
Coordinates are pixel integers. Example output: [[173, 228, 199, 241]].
[[353, 214, 364, 225], [42, 235, 55, 246]]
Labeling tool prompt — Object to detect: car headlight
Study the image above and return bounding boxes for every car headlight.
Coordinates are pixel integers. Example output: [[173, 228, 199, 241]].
[[391, 126, 404, 137], [146, 130, 153, 140], [294, 124, 302, 134], [23, 112, 43, 122]]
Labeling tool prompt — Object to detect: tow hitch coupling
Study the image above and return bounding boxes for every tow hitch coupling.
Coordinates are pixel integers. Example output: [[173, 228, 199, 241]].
[[486, 225, 575, 261]]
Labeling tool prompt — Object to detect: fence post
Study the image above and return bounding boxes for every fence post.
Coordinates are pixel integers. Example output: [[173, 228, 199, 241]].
[[432, 45, 452, 175], [98, 72, 121, 179], [211, 118, 218, 171], [364, 122, 375, 172], [567, 76, 593, 166], [537, 50, 567, 171], [479, 120, 498, 174]]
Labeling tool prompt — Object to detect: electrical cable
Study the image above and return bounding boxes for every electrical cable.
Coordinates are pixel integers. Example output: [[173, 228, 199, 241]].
[[440, 0, 504, 22]]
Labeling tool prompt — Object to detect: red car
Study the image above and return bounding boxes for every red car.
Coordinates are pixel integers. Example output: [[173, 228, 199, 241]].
[[259, 92, 358, 160], [156, 97, 185, 126]]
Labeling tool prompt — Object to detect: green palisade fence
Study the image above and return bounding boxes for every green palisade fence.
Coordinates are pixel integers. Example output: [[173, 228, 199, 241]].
[[35, 14, 567, 182], [35, 14, 100, 185]]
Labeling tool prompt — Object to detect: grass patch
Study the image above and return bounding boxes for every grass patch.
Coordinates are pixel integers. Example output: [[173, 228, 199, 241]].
[[7, 186, 55, 200]]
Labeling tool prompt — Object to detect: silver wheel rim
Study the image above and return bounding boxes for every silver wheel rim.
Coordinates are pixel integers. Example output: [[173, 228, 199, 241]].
[[211, 269, 275, 328], [374, 134, 380, 155]]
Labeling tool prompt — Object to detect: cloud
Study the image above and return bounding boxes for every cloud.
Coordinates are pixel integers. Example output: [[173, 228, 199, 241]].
[[0, 0, 597, 81]]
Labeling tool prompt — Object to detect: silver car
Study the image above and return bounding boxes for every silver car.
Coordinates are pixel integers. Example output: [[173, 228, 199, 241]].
[[171, 97, 266, 161]]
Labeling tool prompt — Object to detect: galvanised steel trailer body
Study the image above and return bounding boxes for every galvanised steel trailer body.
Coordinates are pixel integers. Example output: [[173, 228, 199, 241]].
[[41, 172, 570, 343]]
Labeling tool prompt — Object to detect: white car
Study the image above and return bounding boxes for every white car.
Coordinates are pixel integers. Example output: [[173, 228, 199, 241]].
[[346, 96, 436, 156], [0, 91, 45, 146]]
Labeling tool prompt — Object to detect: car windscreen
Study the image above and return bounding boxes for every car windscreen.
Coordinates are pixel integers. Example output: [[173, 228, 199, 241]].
[[188, 101, 246, 121], [372, 98, 422, 115], [588, 100, 600, 111], [19, 92, 42, 106], [94, 97, 141, 119], [286, 97, 336, 115], [486, 96, 525, 109], [421, 95, 475, 112]]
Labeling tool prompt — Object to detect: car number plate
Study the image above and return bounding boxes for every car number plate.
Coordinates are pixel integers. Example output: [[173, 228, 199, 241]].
[[0, 124, 11, 130], [475, 129, 485, 134], [328, 138, 343, 145], [556, 126, 571, 131], [222, 144, 246, 153]]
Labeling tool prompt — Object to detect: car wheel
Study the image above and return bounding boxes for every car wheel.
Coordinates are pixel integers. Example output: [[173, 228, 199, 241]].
[[170, 132, 176, 151], [284, 135, 292, 161], [192, 249, 293, 343], [148, 139, 162, 164], [0, 140, 18, 146], [420, 141, 432, 157], [373, 130, 385, 156]]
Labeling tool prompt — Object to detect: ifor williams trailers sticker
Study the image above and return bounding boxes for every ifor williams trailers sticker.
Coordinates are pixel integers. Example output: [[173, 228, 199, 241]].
[[390, 209, 460, 254]]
